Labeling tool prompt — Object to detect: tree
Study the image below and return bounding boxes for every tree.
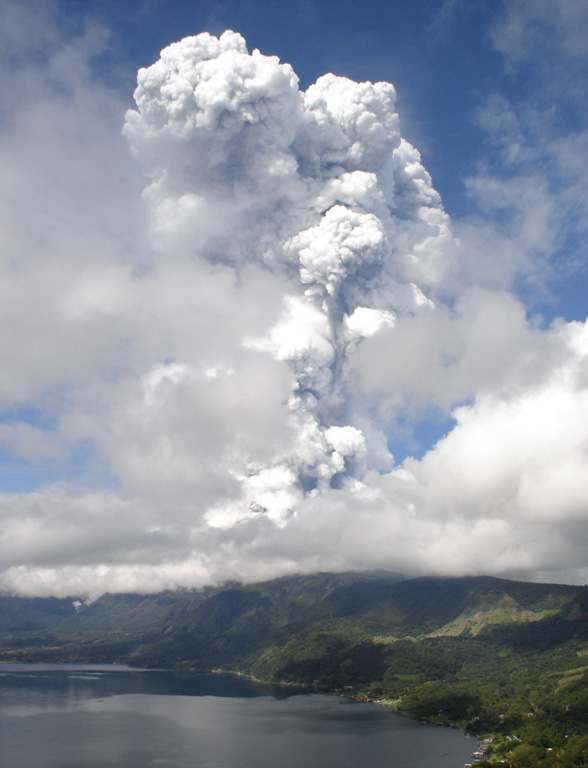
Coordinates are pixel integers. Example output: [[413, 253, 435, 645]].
[[509, 743, 540, 768]]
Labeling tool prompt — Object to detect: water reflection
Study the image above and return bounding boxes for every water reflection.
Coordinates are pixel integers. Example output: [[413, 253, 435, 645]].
[[0, 663, 292, 714], [0, 665, 475, 768]]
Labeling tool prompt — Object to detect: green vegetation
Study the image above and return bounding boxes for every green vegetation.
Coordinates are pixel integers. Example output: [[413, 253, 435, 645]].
[[2, 572, 588, 765]]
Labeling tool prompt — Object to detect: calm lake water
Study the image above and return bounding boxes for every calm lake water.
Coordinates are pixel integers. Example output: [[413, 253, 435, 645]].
[[0, 664, 476, 768]]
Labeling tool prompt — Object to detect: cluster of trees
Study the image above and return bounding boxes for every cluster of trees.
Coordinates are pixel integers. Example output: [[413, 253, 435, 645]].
[[352, 639, 588, 766]]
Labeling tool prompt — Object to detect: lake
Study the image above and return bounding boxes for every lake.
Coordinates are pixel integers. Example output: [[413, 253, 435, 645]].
[[0, 664, 477, 768]]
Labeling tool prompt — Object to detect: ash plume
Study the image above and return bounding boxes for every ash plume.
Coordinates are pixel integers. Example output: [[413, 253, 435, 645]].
[[122, 30, 452, 529]]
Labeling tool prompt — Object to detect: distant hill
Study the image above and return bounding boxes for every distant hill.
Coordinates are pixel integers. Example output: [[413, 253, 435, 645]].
[[1, 573, 587, 668], [3, 572, 588, 764]]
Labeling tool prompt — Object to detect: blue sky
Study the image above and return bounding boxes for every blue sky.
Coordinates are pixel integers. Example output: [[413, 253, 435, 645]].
[[68, 1, 499, 215], [58, 0, 588, 321], [2, 0, 588, 596]]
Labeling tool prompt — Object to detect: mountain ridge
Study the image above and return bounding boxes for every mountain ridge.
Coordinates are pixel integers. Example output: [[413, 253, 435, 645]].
[[1, 572, 587, 665]]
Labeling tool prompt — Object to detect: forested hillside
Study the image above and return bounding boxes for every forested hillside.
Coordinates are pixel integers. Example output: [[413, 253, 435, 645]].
[[2, 573, 588, 766]]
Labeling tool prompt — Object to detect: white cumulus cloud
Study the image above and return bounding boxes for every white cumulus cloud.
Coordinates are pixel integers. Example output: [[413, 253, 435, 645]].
[[1, 13, 588, 597]]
